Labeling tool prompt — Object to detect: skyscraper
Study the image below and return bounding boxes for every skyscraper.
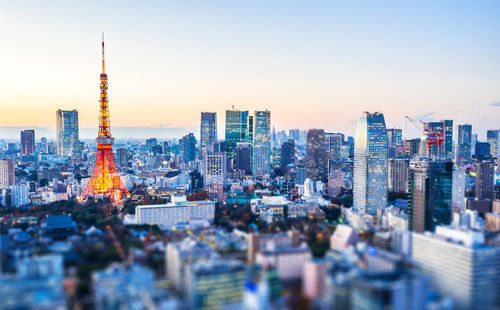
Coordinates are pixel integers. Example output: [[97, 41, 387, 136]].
[[234, 143, 252, 175], [179, 133, 196, 163], [422, 120, 453, 160], [56, 109, 79, 157], [353, 112, 388, 214], [456, 124, 472, 163], [486, 129, 499, 159], [475, 142, 491, 161], [386, 128, 403, 158], [225, 108, 248, 159], [252, 110, 271, 176], [451, 166, 466, 213], [475, 161, 495, 200], [388, 158, 409, 193], [200, 112, 217, 153], [324, 133, 343, 164], [408, 159, 453, 232], [305, 129, 327, 181], [0, 159, 15, 187], [280, 140, 295, 171], [20, 130, 35, 156], [80, 35, 130, 201]]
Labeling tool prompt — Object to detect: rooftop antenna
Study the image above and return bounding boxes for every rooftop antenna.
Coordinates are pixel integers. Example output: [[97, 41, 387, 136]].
[[101, 32, 105, 73]]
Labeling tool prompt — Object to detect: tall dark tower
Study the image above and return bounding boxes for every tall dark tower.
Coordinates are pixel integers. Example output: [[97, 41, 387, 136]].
[[80, 34, 130, 202]]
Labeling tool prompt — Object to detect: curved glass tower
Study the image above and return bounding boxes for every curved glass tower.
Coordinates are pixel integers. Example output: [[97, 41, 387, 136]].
[[353, 112, 388, 214]]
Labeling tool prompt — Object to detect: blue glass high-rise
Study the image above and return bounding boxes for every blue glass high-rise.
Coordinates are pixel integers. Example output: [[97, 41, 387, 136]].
[[353, 112, 388, 215]]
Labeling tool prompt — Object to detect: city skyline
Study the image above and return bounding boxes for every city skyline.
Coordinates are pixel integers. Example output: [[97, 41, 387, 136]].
[[1, 1, 500, 140]]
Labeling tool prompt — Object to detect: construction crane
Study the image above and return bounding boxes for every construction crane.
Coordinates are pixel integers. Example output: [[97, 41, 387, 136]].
[[404, 115, 444, 153]]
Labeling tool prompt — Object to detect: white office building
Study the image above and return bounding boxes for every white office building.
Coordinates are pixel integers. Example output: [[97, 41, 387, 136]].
[[411, 226, 500, 310], [135, 195, 215, 228]]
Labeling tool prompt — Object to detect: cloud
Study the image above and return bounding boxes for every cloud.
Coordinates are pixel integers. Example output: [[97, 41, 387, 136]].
[[411, 112, 436, 122], [490, 101, 500, 107]]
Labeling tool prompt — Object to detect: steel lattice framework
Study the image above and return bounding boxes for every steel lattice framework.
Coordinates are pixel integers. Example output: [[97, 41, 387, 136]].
[[80, 35, 130, 202]]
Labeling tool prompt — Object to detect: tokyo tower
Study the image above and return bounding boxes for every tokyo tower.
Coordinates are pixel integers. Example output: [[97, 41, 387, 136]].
[[80, 35, 130, 202]]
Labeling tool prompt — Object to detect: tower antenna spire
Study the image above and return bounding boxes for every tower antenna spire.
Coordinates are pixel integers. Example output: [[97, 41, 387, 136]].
[[101, 32, 105, 73]]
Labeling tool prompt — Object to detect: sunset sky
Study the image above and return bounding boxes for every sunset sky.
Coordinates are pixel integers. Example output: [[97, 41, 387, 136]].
[[1, 1, 499, 140]]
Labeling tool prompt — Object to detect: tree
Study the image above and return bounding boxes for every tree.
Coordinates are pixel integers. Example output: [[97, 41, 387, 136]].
[[75, 172, 82, 183]]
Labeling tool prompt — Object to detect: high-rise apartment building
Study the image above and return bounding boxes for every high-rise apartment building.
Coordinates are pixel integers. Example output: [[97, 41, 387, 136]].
[[408, 159, 453, 232], [305, 129, 327, 181], [422, 120, 453, 160], [386, 128, 403, 158], [203, 152, 227, 186], [56, 109, 79, 157], [252, 110, 271, 176], [388, 158, 409, 193], [200, 112, 217, 153], [486, 129, 499, 159], [0, 159, 15, 187], [475, 161, 495, 200], [225, 108, 248, 159], [353, 112, 388, 214], [179, 133, 196, 162], [20, 130, 35, 156], [456, 124, 472, 163]]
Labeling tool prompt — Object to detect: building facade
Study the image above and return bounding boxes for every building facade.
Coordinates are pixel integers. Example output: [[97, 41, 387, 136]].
[[20, 129, 35, 156], [56, 109, 79, 157], [456, 124, 472, 163], [409, 160, 453, 232], [135, 196, 215, 227], [411, 227, 500, 310], [305, 129, 327, 181], [0, 159, 15, 188], [203, 152, 227, 186], [353, 112, 389, 214], [252, 110, 271, 176], [475, 161, 495, 200], [225, 109, 248, 159], [388, 158, 409, 193], [179, 133, 196, 163], [200, 112, 217, 153]]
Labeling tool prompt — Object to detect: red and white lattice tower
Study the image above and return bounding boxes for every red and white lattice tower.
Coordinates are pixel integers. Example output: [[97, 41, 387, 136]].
[[80, 34, 130, 202]]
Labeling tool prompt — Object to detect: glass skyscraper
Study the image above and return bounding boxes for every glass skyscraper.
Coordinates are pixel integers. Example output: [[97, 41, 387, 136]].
[[422, 120, 453, 160], [386, 128, 403, 158], [252, 110, 271, 176], [408, 159, 453, 232], [56, 109, 79, 157], [225, 109, 248, 159], [486, 129, 499, 159], [456, 124, 472, 163], [200, 112, 217, 153], [353, 112, 388, 215]]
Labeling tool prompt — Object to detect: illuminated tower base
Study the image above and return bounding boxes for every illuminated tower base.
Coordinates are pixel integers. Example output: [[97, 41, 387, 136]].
[[81, 140, 129, 201]]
